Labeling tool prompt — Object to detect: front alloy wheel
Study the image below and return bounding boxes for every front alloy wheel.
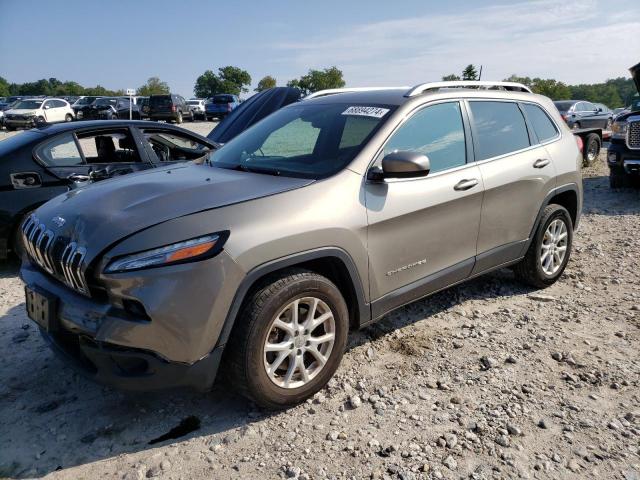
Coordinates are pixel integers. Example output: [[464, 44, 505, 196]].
[[225, 269, 348, 409], [264, 297, 336, 389]]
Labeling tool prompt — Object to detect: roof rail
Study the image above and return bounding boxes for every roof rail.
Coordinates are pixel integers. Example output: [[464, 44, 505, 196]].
[[304, 87, 409, 100], [404, 81, 532, 97]]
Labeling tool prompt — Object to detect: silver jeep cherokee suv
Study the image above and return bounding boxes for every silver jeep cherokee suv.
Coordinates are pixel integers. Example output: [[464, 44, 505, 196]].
[[21, 81, 582, 408]]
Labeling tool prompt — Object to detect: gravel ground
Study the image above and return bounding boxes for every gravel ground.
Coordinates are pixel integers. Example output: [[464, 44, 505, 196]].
[[0, 125, 639, 480]]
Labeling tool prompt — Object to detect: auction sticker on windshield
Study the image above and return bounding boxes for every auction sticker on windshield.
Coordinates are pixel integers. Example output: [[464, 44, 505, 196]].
[[342, 106, 390, 118]]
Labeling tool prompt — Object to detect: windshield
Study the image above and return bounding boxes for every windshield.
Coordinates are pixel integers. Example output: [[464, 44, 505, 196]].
[[14, 100, 43, 110], [94, 98, 116, 107], [75, 97, 97, 106], [210, 103, 394, 179], [553, 101, 575, 111], [212, 95, 234, 104]]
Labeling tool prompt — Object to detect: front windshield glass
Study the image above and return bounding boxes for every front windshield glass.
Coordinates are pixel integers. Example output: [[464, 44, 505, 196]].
[[94, 98, 116, 107], [14, 100, 43, 109], [210, 103, 394, 179], [75, 97, 96, 106]]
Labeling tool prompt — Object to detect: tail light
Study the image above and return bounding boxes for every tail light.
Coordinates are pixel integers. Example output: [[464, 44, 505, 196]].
[[561, 114, 568, 122], [171, 105, 176, 112], [575, 134, 583, 152], [227, 103, 232, 112]]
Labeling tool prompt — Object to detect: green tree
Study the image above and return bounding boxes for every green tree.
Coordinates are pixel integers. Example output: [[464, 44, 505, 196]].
[[461, 64, 478, 81], [0, 76, 10, 97], [441, 74, 461, 81], [286, 66, 345, 95], [194, 66, 252, 97], [255, 75, 276, 92], [137, 76, 170, 96]]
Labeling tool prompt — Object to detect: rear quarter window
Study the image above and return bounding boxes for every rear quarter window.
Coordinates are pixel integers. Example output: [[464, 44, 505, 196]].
[[522, 103, 559, 143], [469, 101, 530, 161]]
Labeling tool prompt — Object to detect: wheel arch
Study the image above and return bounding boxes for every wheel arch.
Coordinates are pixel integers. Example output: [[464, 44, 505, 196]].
[[215, 247, 370, 349], [524, 184, 580, 256]]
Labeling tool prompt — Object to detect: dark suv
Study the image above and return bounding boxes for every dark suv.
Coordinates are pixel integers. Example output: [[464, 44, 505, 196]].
[[607, 62, 640, 188], [149, 94, 194, 123]]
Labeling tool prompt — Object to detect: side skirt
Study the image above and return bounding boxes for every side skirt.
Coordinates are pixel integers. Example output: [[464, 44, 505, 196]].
[[364, 242, 525, 327]]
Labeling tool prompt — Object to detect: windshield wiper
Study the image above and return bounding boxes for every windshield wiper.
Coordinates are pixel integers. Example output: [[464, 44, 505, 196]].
[[233, 164, 281, 176]]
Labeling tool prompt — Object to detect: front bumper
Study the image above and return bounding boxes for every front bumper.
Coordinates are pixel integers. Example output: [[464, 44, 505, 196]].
[[41, 327, 223, 391], [4, 117, 36, 127], [20, 250, 244, 390], [607, 141, 640, 175]]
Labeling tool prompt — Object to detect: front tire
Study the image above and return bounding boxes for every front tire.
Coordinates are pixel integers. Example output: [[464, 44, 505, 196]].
[[224, 270, 349, 409], [514, 205, 573, 289]]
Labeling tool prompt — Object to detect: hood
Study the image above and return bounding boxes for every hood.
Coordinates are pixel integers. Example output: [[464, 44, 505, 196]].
[[33, 162, 313, 259], [631, 62, 640, 94], [207, 87, 301, 144]]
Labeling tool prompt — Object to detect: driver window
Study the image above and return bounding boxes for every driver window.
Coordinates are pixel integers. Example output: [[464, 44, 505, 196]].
[[260, 118, 320, 158], [381, 102, 466, 174], [76, 130, 141, 164], [143, 130, 211, 162]]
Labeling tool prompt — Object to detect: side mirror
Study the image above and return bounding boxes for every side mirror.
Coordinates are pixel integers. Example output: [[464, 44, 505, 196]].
[[597, 107, 603, 112], [368, 151, 431, 182]]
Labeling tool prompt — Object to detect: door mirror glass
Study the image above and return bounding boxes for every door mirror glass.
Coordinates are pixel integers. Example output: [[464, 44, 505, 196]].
[[369, 151, 430, 181]]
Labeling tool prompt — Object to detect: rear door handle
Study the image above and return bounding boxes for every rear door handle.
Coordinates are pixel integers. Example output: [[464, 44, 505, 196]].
[[453, 178, 479, 191], [533, 158, 550, 168]]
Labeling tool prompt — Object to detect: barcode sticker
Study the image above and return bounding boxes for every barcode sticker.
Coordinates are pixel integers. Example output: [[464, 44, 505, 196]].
[[342, 106, 390, 118]]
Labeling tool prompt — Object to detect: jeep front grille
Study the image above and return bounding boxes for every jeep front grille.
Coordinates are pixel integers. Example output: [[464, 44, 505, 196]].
[[628, 120, 640, 150], [21, 214, 90, 296]]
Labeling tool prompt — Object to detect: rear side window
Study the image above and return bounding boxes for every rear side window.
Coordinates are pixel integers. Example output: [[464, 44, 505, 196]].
[[36, 133, 83, 167], [522, 103, 558, 143], [150, 96, 171, 107], [213, 95, 234, 104], [469, 101, 530, 161], [382, 102, 466, 173]]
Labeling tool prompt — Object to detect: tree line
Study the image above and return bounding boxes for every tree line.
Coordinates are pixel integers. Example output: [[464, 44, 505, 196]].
[[2, 64, 635, 108], [443, 64, 635, 107]]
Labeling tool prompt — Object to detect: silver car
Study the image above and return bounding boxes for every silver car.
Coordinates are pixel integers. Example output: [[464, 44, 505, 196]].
[[20, 81, 582, 408]]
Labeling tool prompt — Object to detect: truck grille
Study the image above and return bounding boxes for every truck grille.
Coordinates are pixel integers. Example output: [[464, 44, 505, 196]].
[[628, 120, 640, 150], [21, 214, 90, 296]]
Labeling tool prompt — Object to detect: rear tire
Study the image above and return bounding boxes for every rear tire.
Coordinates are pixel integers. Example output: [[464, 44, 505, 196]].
[[514, 205, 573, 289], [224, 270, 349, 409], [176, 111, 183, 124], [65, 114, 73, 122], [583, 133, 600, 167]]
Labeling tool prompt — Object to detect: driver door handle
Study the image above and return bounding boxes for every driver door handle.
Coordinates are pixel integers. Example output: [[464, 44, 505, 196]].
[[533, 158, 550, 169], [453, 178, 479, 191]]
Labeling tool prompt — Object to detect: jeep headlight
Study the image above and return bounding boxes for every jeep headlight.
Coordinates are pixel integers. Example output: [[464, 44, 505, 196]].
[[105, 233, 227, 273], [611, 121, 628, 139]]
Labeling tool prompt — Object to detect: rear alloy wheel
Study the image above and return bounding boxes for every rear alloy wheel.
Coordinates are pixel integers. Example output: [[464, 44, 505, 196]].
[[225, 270, 348, 409], [176, 111, 183, 124], [65, 114, 73, 122], [514, 204, 573, 288]]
